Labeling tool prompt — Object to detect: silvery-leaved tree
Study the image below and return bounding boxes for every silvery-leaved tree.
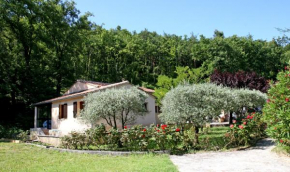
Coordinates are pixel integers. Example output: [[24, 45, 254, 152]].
[[159, 83, 233, 129], [81, 86, 148, 129], [231, 88, 267, 116], [159, 83, 267, 131]]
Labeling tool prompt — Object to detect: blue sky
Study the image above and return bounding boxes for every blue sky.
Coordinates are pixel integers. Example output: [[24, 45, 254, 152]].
[[74, 0, 290, 40]]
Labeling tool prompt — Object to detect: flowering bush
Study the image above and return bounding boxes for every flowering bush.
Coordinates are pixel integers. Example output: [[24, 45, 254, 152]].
[[263, 66, 290, 146], [225, 112, 266, 147]]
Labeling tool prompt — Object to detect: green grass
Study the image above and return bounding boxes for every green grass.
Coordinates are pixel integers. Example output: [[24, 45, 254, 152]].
[[272, 144, 290, 157], [0, 143, 178, 172], [197, 127, 229, 151]]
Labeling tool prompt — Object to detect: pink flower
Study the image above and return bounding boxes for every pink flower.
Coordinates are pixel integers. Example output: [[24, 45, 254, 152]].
[[267, 99, 271, 103], [286, 98, 289, 102], [233, 120, 236, 124], [124, 126, 127, 129], [285, 66, 288, 70], [239, 125, 244, 129], [230, 124, 234, 128], [243, 122, 247, 125], [247, 115, 251, 119], [280, 139, 283, 143]]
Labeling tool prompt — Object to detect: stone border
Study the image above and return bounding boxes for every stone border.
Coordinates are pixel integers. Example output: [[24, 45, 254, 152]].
[[26, 143, 170, 156]]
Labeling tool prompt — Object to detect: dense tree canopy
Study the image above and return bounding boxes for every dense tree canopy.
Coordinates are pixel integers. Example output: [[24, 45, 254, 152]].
[[159, 83, 267, 125], [82, 87, 148, 129], [0, 0, 288, 129]]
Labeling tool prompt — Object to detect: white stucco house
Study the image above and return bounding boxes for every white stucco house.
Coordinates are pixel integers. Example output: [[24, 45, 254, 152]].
[[33, 80, 161, 136]]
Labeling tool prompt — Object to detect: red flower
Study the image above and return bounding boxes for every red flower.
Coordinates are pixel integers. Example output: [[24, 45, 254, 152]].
[[175, 128, 180, 132], [239, 125, 244, 129], [230, 124, 234, 128], [247, 115, 251, 119], [143, 128, 146, 132], [157, 130, 160, 132], [157, 124, 160, 127], [142, 134, 145, 138], [233, 120, 236, 124], [252, 112, 256, 114], [285, 66, 288, 70], [286, 98, 289, 102], [243, 122, 247, 125], [280, 139, 283, 143], [124, 126, 127, 129]]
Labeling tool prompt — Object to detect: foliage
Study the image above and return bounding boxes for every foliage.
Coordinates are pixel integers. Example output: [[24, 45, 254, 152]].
[[263, 66, 290, 146], [82, 86, 148, 129], [230, 88, 268, 116], [159, 83, 267, 125], [0, 0, 287, 130], [154, 66, 210, 104], [225, 112, 266, 147], [0, 143, 178, 172], [60, 124, 231, 152], [210, 70, 270, 93], [0, 125, 24, 139], [16, 130, 29, 142]]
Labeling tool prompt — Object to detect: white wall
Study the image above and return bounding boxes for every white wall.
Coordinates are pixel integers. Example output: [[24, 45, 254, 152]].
[[51, 97, 91, 135], [50, 83, 160, 135]]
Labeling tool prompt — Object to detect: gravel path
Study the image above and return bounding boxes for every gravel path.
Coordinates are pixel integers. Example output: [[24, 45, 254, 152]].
[[170, 138, 290, 172]]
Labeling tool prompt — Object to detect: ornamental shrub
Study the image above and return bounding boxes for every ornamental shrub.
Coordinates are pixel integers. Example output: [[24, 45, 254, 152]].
[[225, 112, 266, 147], [263, 66, 290, 146]]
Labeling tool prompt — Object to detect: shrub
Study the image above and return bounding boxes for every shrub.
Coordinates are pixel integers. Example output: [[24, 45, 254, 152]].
[[263, 66, 290, 146], [0, 125, 24, 139], [225, 112, 266, 147], [61, 131, 93, 149], [210, 70, 270, 93]]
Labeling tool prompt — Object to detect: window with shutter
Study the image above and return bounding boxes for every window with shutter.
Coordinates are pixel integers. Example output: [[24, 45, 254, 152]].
[[80, 101, 84, 110], [63, 104, 67, 119], [73, 102, 77, 118], [59, 104, 62, 119]]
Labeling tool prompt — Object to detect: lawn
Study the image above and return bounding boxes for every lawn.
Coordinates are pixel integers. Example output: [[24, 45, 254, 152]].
[[0, 143, 178, 172]]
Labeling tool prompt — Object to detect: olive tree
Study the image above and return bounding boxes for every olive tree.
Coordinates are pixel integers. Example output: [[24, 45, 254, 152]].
[[159, 83, 233, 128], [159, 83, 267, 129], [81, 86, 148, 129]]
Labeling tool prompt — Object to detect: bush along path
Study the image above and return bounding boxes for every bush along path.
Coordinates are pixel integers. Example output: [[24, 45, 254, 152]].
[[170, 138, 290, 172]]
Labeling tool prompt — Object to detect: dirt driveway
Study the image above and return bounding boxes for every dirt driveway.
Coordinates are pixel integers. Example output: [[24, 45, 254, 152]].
[[170, 138, 290, 172]]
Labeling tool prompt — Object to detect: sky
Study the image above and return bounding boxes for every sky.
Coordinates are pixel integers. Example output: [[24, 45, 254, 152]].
[[73, 0, 290, 40]]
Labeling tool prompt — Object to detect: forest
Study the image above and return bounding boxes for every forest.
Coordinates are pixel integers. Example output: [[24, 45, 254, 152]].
[[1, 0, 290, 129]]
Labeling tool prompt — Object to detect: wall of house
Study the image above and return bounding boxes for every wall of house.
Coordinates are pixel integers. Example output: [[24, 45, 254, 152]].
[[50, 83, 161, 135], [51, 97, 91, 135], [132, 94, 159, 127]]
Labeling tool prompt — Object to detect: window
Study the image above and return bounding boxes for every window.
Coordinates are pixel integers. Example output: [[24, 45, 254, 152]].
[[73, 102, 77, 118], [144, 103, 148, 111], [80, 101, 84, 110], [155, 106, 161, 113], [59, 104, 67, 119]]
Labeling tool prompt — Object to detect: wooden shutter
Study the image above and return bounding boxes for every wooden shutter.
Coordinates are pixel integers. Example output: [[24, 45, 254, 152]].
[[63, 104, 67, 119], [59, 104, 62, 119], [73, 102, 77, 118], [80, 101, 84, 110]]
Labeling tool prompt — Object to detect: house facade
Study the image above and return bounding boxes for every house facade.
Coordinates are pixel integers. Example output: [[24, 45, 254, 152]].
[[33, 80, 161, 136]]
